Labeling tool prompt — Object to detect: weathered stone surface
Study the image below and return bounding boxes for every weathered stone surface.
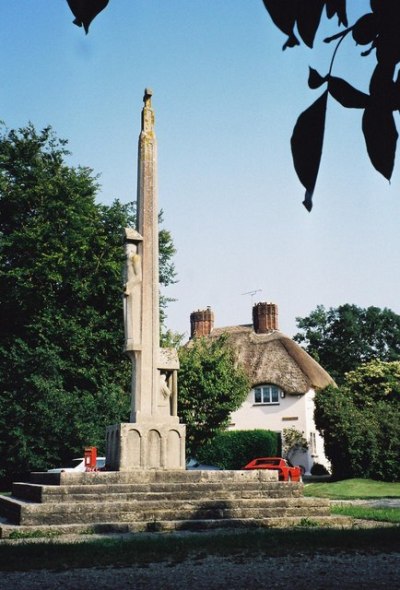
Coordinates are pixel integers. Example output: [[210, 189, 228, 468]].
[[0, 469, 348, 535], [106, 422, 186, 471], [107, 89, 186, 471]]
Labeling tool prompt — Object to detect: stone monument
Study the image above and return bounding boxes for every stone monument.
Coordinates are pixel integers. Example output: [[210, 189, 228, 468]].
[[106, 89, 186, 470]]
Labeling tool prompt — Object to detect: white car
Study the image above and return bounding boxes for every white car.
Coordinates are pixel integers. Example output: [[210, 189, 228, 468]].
[[186, 458, 221, 470], [47, 457, 106, 473]]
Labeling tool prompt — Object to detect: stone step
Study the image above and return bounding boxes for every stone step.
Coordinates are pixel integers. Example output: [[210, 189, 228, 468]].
[[28, 469, 278, 487], [0, 515, 355, 539], [0, 495, 330, 526], [0, 470, 344, 534], [12, 481, 302, 503]]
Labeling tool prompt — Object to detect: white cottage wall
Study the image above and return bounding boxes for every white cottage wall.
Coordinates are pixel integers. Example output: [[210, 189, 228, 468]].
[[227, 387, 330, 474]]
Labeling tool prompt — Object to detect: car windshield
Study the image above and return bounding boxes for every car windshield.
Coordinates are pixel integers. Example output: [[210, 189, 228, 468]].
[[255, 459, 279, 466]]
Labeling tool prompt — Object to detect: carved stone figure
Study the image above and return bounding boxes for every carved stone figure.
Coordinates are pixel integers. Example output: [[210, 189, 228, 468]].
[[123, 229, 143, 351], [158, 372, 172, 415]]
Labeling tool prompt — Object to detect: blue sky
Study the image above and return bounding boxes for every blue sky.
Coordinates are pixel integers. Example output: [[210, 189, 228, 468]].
[[2, 1, 400, 338]]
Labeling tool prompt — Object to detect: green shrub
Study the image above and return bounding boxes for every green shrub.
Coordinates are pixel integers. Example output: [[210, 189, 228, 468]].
[[197, 429, 281, 470], [310, 463, 330, 476], [315, 362, 400, 482]]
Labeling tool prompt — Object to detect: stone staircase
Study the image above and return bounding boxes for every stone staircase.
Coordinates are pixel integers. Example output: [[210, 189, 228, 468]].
[[0, 470, 351, 538]]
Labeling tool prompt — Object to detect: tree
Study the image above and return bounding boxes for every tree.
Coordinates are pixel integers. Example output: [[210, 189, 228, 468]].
[[294, 304, 400, 383], [178, 335, 250, 458], [315, 360, 400, 481], [158, 212, 178, 339], [0, 123, 177, 479]]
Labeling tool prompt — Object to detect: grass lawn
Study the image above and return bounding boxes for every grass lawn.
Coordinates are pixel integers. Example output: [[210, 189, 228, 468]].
[[331, 505, 400, 523], [303, 478, 400, 499], [304, 478, 400, 523]]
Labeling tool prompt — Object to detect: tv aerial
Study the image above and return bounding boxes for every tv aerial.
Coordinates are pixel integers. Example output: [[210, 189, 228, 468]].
[[241, 289, 262, 305]]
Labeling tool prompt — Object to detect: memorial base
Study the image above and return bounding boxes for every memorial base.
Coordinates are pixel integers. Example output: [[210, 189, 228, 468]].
[[106, 422, 186, 471]]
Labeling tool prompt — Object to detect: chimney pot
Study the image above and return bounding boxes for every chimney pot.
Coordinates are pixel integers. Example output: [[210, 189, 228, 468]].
[[253, 302, 278, 333], [190, 308, 214, 339]]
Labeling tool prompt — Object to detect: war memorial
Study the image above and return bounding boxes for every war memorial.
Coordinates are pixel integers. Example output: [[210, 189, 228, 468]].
[[0, 92, 346, 537]]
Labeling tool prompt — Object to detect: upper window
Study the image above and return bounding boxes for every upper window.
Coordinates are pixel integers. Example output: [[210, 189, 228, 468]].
[[253, 385, 282, 405]]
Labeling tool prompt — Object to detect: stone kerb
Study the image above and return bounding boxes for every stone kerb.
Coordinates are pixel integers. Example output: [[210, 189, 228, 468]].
[[29, 468, 279, 487]]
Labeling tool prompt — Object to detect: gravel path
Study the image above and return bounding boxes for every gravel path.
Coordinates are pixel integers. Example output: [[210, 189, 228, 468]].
[[1, 551, 400, 590]]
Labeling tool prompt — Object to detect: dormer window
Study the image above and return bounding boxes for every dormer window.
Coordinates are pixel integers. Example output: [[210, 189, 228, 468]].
[[253, 385, 282, 405]]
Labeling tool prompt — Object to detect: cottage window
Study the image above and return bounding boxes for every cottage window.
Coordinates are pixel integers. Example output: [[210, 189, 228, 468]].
[[253, 385, 281, 405]]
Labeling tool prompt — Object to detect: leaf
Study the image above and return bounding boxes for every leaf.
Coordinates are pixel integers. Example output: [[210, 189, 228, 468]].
[[308, 67, 328, 89], [369, 63, 397, 107], [362, 105, 398, 180], [283, 33, 300, 50], [328, 77, 369, 108], [296, 0, 325, 48], [67, 0, 109, 34], [351, 13, 378, 46], [326, 0, 348, 27], [262, 0, 297, 36], [395, 71, 400, 111], [291, 91, 328, 211]]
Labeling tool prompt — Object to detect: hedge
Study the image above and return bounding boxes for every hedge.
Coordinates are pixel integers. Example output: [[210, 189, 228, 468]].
[[196, 429, 281, 470]]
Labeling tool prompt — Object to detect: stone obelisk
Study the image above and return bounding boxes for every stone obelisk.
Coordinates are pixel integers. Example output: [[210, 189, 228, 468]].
[[106, 89, 186, 470]]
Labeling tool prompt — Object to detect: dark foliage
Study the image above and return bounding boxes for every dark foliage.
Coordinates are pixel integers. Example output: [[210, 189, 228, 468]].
[[0, 123, 177, 479], [262, 1, 400, 210], [178, 336, 250, 458], [67, 0, 109, 34], [315, 361, 400, 481], [62, 2, 400, 210], [197, 429, 281, 470], [294, 304, 400, 383]]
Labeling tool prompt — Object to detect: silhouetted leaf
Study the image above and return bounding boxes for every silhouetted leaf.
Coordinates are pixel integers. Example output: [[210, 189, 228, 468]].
[[283, 33, 300, 50], [328, 77, 369, 108], [262, 0, 300, 50], [352, 13, 378, 45], [369, 63, 398, 109], [395, 71, 400, 111], [308, 67, 328, 89], [291, 91, 328, 211], [297, 0, 325, 48], [262, 0, 297, 36], [326, 0, 348, 27], [362, 105, 398, 180], [67, 0, 109, 34]]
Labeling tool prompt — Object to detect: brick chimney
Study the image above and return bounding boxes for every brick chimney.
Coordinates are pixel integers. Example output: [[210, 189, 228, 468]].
[[190, 307, 214, 339], [252, 302, 278, 333]]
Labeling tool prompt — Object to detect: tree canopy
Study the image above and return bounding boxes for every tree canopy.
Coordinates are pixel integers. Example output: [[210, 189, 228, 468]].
[[0, 123, 177, 479], [294, 304, 400, 383], [178, 335, 250, 458], [315, 360, 400, 481]]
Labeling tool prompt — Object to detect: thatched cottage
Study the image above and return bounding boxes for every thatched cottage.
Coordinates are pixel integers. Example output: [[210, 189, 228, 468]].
[[189, 302, 335, 474]]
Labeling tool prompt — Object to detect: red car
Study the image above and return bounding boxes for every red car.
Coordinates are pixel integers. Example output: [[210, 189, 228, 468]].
[[243, 457, 302, 482]]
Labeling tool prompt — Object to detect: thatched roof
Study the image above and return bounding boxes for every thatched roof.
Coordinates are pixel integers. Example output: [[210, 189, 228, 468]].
[[209, 325, 335, 395]]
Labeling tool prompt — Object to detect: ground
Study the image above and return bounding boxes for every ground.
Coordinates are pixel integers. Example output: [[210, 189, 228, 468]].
[[1, 552, 399, 589]]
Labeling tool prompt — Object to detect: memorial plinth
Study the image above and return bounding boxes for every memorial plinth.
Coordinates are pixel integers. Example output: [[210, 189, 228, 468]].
[[106, 89, 186, 470]]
